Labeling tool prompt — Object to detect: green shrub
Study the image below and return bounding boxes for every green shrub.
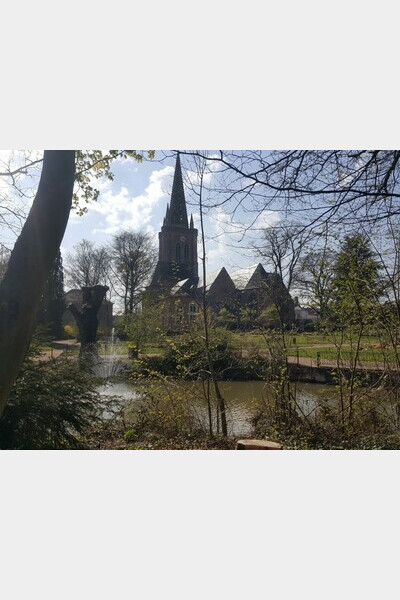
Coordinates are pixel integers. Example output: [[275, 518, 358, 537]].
[[0, 359, 101, 449], [123, 428, 138, 443], [140, 328, 238, 379]]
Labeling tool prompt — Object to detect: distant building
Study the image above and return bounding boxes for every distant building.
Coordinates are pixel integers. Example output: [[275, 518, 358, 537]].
[[145, 154, 294, 331], [293, 296, 319, 329], [62, 289, 113, 336]]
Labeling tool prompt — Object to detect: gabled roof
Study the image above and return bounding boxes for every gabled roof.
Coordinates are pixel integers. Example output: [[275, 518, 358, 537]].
[[208, 267, 237, 296], [170, 278, 197, 296], [171, 278, 189, 294], [230, 265, 259, 290], [245, 263, 273, 289]]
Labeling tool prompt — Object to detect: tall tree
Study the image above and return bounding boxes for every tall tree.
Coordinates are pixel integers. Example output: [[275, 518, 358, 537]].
[[110, 230, 157, 315], [0, 151, 76, 415], [37, 250, 66, 339], [255, 223, 313, 291], [331, 234, 382, 326], [178, 150, 400, 230], [0, 149, 153, 414], [185, 153, 228, 436], [297, 235, 336, 320], [65, 239, 110, 289]]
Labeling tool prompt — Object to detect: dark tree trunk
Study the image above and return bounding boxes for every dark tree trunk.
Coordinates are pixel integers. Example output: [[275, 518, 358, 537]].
[[0, 151, 76, 416], [68, 285, 109, 356]]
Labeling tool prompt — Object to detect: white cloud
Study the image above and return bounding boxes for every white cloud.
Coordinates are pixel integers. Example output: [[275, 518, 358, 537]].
[[89, 165, 173, 235], [254, 210, 280, 230]]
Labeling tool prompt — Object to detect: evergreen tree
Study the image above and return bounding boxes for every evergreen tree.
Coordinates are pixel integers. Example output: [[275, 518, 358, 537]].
[[37, 250, 66, 338], [331, 234, 382, 326]]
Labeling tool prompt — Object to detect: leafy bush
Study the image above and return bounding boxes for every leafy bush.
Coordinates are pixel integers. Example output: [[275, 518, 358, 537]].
[[63, 324, 75, 338], [113, 315, 129, 340], [0, 359, 101, 449], [139, 328, 239, 379], [128, 382, 202, 439], [123, 428, 138, 443]]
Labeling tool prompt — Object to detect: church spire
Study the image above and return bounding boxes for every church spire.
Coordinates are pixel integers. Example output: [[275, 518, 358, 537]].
[[167, 152, 188, 227]]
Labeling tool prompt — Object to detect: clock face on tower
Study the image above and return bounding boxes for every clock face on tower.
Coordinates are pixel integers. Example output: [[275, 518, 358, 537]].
[[180, 235, 186, 242]]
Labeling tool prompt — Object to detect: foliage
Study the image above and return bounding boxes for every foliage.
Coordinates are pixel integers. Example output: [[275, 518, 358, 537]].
[[63, 324, 76, 338], [239, 306, 259, 327], [252, 386, 400, 449], [259, 304, 281, 328], [331, 234, 382, 326], [37, 250, 65, 338], [216, 307, 236, 327], [150, 328, 238, 379], [119, 303, 164, 349], [297, 246, 336, 319], [73, 150, 155, 215], [0, 358, 101, 449], [127, 382, 202, 440]]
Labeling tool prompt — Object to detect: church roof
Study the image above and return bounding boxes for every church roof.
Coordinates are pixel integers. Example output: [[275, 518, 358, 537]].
[[165, 153, 188, 228], [208, 267, 237, 296], [245, 263, 273, 289], [170, 278, 198, 297], [198, 264, 272, 291], [170, 278, 190, 294], [230, 265, 259, 290]]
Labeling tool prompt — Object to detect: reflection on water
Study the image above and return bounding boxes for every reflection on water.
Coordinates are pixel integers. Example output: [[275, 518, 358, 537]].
[[96, 379, 340, 436]]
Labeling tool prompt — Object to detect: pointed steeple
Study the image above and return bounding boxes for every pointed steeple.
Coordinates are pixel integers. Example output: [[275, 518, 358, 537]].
[[168, 152, 188, 227], [190, 214, 194, 229]]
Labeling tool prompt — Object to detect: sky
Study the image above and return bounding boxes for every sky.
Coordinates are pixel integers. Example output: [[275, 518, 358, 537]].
[[0, 150, 281, 279], [60, 151, 278, 276]]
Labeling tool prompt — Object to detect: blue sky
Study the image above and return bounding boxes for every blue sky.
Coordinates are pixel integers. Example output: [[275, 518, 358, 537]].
[[61, 151, 278, 276], [0, 150, 281, 278]]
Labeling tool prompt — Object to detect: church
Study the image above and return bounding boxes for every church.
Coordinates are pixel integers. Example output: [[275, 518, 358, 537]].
[[145, 154, 295, 331]]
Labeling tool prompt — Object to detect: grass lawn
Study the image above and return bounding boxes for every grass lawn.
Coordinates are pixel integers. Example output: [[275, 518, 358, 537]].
[[95, 330, 388, 362], [286, 345, 399, 364], [226, 331, 381, 350]]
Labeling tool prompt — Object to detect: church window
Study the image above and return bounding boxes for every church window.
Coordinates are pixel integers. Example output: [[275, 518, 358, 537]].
[[176, 243, 181, 260], [189, 303, 197, 313], [184, 244, 189, 260]]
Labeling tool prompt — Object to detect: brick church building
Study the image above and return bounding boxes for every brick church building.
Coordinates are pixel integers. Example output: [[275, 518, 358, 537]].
[[145, 154, 294, 331]]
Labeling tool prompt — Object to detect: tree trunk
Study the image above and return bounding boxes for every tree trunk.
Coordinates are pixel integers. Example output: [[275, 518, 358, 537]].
[[67, 285, 109, 356], [0, 151, 76, 416], [197, 162, 228, 436]]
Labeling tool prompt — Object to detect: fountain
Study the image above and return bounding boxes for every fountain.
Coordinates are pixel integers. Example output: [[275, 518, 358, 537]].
[[93, 327, 127, 379]]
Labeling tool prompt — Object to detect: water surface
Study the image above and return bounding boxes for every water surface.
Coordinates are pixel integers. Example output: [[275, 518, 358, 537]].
[[97, 379, 339, 436]]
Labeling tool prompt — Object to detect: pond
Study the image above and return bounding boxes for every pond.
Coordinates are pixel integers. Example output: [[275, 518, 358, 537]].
[[96, 379, 341, 436]]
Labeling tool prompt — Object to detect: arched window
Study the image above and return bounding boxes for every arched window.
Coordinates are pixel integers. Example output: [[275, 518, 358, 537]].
[[184, 244, 189, 260], [176, 243, 181, 260]]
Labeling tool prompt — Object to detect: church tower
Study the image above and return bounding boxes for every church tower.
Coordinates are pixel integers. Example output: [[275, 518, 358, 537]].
[[149, 153, 198, 288]]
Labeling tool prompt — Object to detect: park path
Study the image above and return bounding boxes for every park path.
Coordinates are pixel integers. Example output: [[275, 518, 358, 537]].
[[33, 339, 80, 362], [33, 348, 66, 361], [34, 340, 391, 372], [286, 354, 388, 371], [239, 348, 389, 371]]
